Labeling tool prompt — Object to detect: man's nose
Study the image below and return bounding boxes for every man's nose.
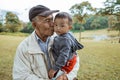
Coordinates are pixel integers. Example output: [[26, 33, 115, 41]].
[[57, 26, 60, 30]]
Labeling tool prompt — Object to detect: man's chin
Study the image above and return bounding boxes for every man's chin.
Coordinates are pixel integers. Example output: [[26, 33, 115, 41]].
[[46, 33, 53, 37], [49, 31, 54, 36], [49, 33, 54, 36]]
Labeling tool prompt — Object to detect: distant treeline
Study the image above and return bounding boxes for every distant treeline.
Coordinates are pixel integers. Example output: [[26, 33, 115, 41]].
[[0, 12, 108, 33], [73, 15, 108, 31]]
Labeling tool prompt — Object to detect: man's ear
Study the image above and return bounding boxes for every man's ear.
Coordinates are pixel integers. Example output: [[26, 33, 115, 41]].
[[32, 22, 36, 29]]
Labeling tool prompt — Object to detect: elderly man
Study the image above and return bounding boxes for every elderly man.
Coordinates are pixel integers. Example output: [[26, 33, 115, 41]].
[[13, 5, 79, 80]]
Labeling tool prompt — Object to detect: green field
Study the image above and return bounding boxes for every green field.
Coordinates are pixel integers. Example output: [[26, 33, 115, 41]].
[[0, 29, 120, 80]]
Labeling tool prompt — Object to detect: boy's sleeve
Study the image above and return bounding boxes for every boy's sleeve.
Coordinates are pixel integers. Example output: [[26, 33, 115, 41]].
[[53, 37, 71, 71], [66, 55, 80, 80]]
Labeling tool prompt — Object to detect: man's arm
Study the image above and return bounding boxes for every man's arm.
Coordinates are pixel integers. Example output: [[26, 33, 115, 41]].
[[13, 45, 47, 80]]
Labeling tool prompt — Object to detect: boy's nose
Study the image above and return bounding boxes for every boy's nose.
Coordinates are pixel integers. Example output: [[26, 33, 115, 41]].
[[57, 27, 60, 30]]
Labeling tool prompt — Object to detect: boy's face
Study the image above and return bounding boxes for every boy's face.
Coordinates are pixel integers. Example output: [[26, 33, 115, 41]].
[[54, 18, 72, 35]]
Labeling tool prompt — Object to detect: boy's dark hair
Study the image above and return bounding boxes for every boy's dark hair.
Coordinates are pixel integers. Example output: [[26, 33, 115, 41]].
[[54, 12, 72, 25]]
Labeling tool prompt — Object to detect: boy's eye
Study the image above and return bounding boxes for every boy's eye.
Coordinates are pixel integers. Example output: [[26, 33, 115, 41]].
[[61, 25, 64, 27], [54, 24, 57, 26]]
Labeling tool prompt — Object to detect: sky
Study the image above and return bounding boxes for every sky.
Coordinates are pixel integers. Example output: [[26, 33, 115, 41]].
[[0, 0, 106, 22]]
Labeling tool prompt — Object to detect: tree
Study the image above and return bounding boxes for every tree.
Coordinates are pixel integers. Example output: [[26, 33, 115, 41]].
[[115, 17, 120, 43], [98, 0, 120, 43], [90, 18, 101, 29], [108, 15, 120, 43], [0, 22, 3, 32], [83, 15, 108, 30], [0, 15, 3, 32], [4, 12, 22, 32], [20, 22, 34, 33], [70, 1, 95, 41], [90, 16, 108, 29]]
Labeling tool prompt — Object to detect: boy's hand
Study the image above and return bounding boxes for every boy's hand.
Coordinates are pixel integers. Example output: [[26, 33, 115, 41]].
[[56, 73, 68, 80], [48, 69, 56, 79]]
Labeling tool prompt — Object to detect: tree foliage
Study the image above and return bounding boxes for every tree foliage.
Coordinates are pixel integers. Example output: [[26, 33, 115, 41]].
[[70, 1, 95, 23], [20, 22, 34, 33], [97, 0, 120, 43], [97, 0, 120, 16], [70, 1, 95, 41], [0, 22, 3, 32], [83, 16, 108, 30], [4, 12, 22, 32]]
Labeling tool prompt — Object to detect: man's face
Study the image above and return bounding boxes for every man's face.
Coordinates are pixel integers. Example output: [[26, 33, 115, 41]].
[[32, 15, 54, 40]]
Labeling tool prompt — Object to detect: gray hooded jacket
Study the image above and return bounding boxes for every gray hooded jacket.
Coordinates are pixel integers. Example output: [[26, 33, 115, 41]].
[[52, 32, 84, 71]]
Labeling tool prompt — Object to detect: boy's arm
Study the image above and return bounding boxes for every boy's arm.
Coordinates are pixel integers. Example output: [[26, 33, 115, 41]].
[[53, 37, 71, 71], [57, 55, 80, 80], [66, 55, 80, 80]]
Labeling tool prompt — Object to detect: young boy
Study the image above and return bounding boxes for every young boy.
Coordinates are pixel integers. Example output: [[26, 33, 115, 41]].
[[48, 12, 84, 80]]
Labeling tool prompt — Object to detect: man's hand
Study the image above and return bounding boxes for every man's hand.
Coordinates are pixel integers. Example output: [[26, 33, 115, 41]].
[[48, 69, 56, 79], [56, 73, 68, 80]]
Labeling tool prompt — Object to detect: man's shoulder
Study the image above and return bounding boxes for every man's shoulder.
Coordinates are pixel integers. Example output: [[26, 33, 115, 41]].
[[18, 32, 35, 47], [17, 36, 29, 49]]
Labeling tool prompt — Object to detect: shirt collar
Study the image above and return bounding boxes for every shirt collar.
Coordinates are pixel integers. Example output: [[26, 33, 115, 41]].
[[34, 32, 50, 44]]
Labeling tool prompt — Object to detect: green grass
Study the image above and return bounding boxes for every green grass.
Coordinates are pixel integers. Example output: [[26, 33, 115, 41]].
[[77, 41, 120, 80], [0, 32, 29, 37], [0, 30, 120, 80], [0, 35, 26, 80]]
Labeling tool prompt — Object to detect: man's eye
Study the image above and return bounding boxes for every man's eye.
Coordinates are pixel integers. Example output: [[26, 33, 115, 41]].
[[45, 19, 50, 22], [45, 18, 53, 22]]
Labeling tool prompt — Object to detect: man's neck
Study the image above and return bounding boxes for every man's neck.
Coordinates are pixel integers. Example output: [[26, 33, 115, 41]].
[[35, 31, 48, 42]]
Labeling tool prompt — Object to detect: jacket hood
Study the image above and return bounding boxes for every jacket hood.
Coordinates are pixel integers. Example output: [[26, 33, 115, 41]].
[[67, 32, 84, 52]]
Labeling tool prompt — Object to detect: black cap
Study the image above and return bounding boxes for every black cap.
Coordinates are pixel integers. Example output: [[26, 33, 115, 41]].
[[29, 5, 59, 21]]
